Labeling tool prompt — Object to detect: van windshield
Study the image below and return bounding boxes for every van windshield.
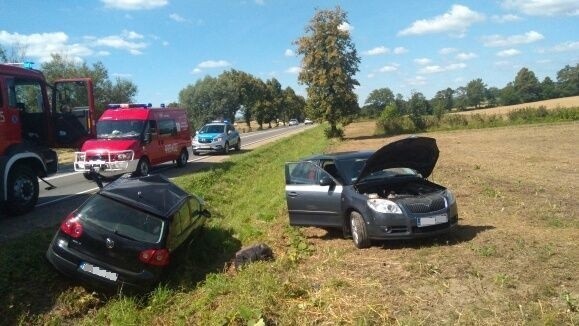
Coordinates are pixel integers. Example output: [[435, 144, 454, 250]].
[[97, 120, 145, 139]]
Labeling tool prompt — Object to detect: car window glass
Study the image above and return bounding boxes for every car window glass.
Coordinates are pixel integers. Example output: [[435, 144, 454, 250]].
[[78, 194, 164, 244], [189, 197, 201, 215], [335, 158, 368, 184], [167, 203, 193, 250], [159, 119, 176, 135], [286, 161, 331, 185], [321, 160, 343, 183]]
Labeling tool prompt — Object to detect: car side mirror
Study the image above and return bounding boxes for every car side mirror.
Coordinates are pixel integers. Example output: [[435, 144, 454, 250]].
[[319, 176, 335, 187], [227, 130, 232, 135]]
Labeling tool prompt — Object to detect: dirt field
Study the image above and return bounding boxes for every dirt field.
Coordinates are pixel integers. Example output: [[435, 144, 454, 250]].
[[291, 121, 578, 324], [455, 96, 579, 116]]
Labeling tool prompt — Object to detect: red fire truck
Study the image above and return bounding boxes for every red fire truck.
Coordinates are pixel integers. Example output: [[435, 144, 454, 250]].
[[0, 63, 96, 215]]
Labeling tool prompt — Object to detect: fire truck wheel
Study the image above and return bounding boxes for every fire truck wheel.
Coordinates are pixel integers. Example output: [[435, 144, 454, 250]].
[[134, 158, 150, 177], [6, 165, 39, 215], [177, 149, 188, 167]]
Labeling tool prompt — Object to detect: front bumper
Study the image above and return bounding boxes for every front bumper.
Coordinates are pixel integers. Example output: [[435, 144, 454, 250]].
[[46, 235, 160, 290], [74, 151, 138, 177], [192, 140, 226, 153], [365, 202, 459, 240]]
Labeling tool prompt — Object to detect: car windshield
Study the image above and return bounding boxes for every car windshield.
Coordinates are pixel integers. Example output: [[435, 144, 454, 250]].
[[199, 124, 225, 134], [77, 194, 165, 244], [336, 157, 418, 184], [97, 120, 145, 139]]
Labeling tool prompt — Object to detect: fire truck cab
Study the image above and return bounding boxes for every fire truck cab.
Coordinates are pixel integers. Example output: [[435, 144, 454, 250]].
[[0, 63, 95, 215], [74, 104, 191, 178]]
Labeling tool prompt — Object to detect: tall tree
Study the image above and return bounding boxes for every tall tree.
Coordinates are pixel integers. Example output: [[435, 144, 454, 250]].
[[466, 78, 487, 108], [296, 6, 360, 137], [513, 67, 541, 103], [540, 76, 558, 100], [556, 64, 579, 97], [499, 82, 519, 105], [364, 88, 394, 117], [407, 91, 429, 130]]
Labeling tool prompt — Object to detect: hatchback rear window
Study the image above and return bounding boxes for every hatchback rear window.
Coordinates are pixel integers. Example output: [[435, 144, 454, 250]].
[[77, 194, 165, 243]]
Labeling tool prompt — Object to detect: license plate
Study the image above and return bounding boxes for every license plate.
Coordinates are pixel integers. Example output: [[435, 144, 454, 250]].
[[200, 146, 210, 150], [418, 214, 448, 227], [79, 262, 118, 281]]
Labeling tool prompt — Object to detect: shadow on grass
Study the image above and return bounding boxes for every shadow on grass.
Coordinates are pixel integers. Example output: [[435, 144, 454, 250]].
[[309, 224, 494, 249]]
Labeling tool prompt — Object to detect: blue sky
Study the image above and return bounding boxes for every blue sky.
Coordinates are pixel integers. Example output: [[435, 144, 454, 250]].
[[1, 0, 578, 106]]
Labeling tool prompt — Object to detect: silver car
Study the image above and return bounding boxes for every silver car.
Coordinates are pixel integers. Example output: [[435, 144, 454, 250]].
[[284, 137, 458, 248]]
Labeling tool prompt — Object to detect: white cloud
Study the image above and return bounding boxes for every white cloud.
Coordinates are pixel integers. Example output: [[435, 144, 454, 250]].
[[122, 30, 143, 40], [406, 76, 427, 86], [191, 68, 202, 74], [542, 41, 579, 52], [255, 0, 265, 5], [497, 49, 521, 57], [367, 73, 375, 78], [96, 50, 110, 56], [439, 47, 458, 55], [483, 30, 544, 47], [0, 30, 93, 62], [456, 52, 477, 60], [393, 47, 408, 54], [491, 14, 522, 22], [112, 72, 132, 78], [418, 62, 466, 74], [502, 0, 579, 16], [101, 0, 168, 10], [95, 35, 147, 55], [285, 66, 301, 74], [169, 13, 186, 23], [284, 49, 295, 56], [364, 46, 389, 56], [414, 58, 432, 65], [338, 22, 353, 32], [197, 60, 231, 68], [398, 5, 484, 37], [378, 64, 398, 73], [494, 60, 511, 66]]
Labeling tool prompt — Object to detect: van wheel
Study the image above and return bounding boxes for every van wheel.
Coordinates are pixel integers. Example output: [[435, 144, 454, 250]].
[[350, 211, 370, 249], [134, 158, 150, 176], [177, 149, 188, 167], [6, 165, 39, 216], [223, 142, 230, 155], [235, 139, 241, 151]]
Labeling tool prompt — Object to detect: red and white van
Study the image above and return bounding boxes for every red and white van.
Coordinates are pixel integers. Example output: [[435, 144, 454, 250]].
[[74, 104, 191, 178]]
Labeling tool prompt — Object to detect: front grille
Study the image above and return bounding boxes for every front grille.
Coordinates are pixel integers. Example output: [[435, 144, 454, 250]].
[[403, 197, 446, 214], [198, 138, 212, 144]]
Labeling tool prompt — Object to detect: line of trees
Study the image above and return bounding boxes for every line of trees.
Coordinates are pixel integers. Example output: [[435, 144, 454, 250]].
[[364, 64, 579, 119], [178, 70, 306, 130]]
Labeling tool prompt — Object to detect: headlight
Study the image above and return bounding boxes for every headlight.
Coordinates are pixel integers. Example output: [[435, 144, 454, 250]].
[[367, 199, 403, 214], [192, 136, 198, 142], [445, 190, 456, 205], [116, 151, 132, 161], [214, 136, 223, 142]]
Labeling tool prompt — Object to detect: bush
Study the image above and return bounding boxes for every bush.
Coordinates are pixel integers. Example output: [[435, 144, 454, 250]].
[[323, 126, 344, 139], [377, 116, 415, 136]]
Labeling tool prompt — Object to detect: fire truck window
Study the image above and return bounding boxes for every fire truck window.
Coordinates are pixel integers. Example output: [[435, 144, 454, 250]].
[[13, 81, 44, 114], [158, 119, 176, 135]]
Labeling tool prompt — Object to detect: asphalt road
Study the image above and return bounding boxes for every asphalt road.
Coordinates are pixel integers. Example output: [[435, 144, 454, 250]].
[[0, 124, 312, 242]]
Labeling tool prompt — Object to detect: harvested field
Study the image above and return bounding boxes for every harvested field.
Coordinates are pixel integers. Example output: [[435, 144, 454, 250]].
[[454, 96, 579, 116], [290, 121, 578, 324]]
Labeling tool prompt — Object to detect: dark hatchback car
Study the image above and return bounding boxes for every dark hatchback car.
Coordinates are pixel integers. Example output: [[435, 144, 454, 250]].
[[46, 174, 210, 289], [284, 136, 458, 248]]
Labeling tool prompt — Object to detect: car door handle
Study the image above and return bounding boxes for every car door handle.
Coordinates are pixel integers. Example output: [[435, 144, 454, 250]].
[[288, 192, 298, 197]]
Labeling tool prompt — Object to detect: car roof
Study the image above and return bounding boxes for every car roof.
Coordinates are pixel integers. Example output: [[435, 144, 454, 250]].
[[99, 174, 191, 219]]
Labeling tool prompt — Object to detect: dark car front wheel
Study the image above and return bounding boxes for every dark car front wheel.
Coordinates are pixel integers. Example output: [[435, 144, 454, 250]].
[[134, 158, 150, 176], [350, 211, 370, 249], [223, 142, 230, 155]]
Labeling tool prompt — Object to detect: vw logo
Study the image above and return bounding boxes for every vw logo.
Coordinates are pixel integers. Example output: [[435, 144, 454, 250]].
[[105, 238, 115, 249]]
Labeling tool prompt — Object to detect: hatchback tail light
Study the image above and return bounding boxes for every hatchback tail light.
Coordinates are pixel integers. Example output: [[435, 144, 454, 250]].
[[139, 249, 170, 266], [60, 212, 83, 238]]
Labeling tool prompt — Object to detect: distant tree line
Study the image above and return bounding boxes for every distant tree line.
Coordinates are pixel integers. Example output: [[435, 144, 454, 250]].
[[363, 64, 579, 120], [178, 70, 306, 130]]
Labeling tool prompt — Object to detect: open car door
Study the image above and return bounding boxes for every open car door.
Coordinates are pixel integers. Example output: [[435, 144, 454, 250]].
[[284, 161, 343, 227], [52, 78, 96, 148]]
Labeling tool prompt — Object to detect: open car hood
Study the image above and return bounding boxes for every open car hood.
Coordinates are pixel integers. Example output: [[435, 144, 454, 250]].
[[356, 136, 439, 183]]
